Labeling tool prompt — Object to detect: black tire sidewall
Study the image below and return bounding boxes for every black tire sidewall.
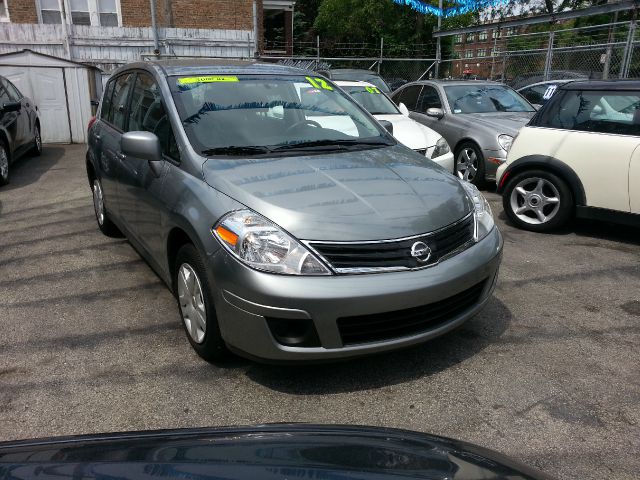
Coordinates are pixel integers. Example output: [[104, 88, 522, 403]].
[[92, 178, 121, 237], [32, 125, 42, 156], [455, 141, 486, 187], [0, 141, 9, 186], [174, 243, 226, 362], [502, 169, 573, 232]]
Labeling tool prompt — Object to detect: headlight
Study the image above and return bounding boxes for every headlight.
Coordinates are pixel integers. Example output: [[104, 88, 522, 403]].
[[461, 181, 494, 241], [212, 210, 331, 275], [498, 134, 513, 152], [432, 137, 451, 158]]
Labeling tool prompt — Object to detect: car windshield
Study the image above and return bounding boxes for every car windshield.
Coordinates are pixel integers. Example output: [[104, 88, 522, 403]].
[[444, 85, 535, 114], [342, 85, 399, 115], [170, 74, 389, 155]]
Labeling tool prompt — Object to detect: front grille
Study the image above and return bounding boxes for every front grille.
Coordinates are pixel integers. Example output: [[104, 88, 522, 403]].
[[308, 213, 474, 273], [337, 279, 487, 345]]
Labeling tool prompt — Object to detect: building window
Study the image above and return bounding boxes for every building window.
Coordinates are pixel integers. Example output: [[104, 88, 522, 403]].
[[492, 47, 501, 55], [478, 30, 487, 41], [466, 33, 475, 42], [465, 50, 473, 59], [506, 27, 516, 36], [477, 48, 486, 57], [39, 0, 62, 23], [39, 0, 120, 26], [454, 34, 463, 44], [492, 29, 501, 39], [0, 0, 9, 22]]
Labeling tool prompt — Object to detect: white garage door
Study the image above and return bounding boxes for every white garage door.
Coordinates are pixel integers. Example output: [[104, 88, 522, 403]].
[[2, 67, 71, 143]]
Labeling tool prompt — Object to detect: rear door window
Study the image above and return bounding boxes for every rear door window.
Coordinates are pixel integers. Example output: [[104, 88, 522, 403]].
[[2, 79, 23, 101], [416, 85, 442, 112], [100, 79, 115, 122], [536, 89, 640, 135], [395, 85, 422, 111], [109, 73, 135, 131]]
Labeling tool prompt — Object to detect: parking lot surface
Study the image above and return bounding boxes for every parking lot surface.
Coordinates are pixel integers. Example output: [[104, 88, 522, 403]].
[[1, 145, 639, 479]]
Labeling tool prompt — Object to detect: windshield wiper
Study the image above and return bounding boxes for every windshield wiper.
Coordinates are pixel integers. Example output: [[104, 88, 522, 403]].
[[272, 138, 392, 152], [202, 146, 272, 156]]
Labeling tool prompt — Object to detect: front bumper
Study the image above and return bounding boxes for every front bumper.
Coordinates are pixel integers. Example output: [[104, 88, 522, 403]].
[[431, 151, 455, 174], [482, 149, 507, 181], [208, 227, 503, 362]]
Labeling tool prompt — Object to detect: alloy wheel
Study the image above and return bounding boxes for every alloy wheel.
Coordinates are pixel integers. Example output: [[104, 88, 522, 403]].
[[456, 148, 478, 182], [177, 263, 207, 344], [92, 179, 105, 226], [35, 127, 42, 153], [509, 177, 561, 225], [0, 145, 8, 181]]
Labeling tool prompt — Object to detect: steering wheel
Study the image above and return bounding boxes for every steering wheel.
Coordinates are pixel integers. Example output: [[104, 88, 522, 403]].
[[285, 119, 322, 134]]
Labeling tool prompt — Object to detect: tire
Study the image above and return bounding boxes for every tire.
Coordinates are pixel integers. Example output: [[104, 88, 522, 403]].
[[455, 141, 486, 187], [31, 124, 42, 157], [0, 140, 10, 186], [174, 243, 227, 362], [91, 177, 122, 237], [502, 169, 573, 232]]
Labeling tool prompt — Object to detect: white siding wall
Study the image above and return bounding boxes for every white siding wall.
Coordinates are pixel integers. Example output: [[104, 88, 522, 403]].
[[0, 24, 255, 72]]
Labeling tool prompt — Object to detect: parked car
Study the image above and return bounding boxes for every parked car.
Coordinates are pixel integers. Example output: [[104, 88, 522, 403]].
[[0, 75, 42, 185], [0, 424, 553, 480], [317, 68, 392, 93], [517, 79, 575, 107], [497, 80, 640, 231], [508, 70, 591, 90], [86, 60, 502, 362], [390, 80, 536, 186], [386, 76, 408, 91], [336, 80, 453, 172]]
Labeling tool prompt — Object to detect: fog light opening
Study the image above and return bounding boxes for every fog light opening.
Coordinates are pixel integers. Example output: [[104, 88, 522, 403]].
[[266, 317, 321, 347]]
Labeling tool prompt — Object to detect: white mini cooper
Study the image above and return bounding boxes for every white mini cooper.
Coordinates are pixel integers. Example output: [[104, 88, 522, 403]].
[[497, 80, 640, 232]]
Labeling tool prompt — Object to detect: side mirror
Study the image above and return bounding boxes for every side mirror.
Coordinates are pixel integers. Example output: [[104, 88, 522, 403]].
[[398, 102, 410, 116], [1, 101, 21, 113], [426, 107, 444, 119], [121, 131, 162, 161], [90, 99, 100, 107], [378, 119, 393, 135]]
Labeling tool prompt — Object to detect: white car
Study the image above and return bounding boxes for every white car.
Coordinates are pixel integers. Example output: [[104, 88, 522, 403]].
[[497, 80, 640, 232], [335, 81, 454, 172]]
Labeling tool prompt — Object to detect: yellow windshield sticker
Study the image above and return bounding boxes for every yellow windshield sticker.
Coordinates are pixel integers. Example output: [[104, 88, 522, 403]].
[[365, 86, 381, 94], [177, 75, 239, 85], [305, 76, 333, 91]]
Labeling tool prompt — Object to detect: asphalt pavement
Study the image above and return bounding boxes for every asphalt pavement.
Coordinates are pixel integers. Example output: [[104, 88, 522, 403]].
[[0, 145, 639, 479]]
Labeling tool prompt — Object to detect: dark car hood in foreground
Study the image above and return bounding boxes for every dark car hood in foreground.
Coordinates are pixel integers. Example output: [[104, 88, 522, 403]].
[[203, 146, 473, 241], [463, 112, 535, 136], [0, 424, 552, 480]]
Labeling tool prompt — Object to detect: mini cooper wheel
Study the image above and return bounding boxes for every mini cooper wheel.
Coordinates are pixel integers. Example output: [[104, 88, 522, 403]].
[[0, 140, 10, 186], [31, 124, 42, 156], [503, 169, 573, 232], [92, 178, 121, 237], [174, 244, 227, 361], [455, 142, 486, 187]]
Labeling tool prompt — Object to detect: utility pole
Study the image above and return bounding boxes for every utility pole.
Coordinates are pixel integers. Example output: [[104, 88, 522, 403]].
[[150, 0, 161, 56], [435, 0, 443, 78]]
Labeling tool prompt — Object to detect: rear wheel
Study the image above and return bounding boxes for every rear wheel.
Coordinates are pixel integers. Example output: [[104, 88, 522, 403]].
[[31, 124, 42, 156], [502, 169, 573, 232], [455, 142, 486, 187], [175, 243, 227, 362], [0, 141, 9, 186], [92, 178, 122, 237]]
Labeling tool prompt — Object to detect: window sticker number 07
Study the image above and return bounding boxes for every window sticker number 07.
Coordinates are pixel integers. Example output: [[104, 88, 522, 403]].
[[306, 77, 333, 90], [365, 86, 381, 94], [542, 85, 557, 100]]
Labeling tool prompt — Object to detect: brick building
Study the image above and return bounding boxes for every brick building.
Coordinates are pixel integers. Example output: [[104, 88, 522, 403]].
[[450, 21, 522, 79], [0, 0, 295, 62]]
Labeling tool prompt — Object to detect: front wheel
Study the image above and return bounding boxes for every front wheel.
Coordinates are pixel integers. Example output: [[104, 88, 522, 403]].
[[502, 169, 573, 232], [455, 142, 486, 187], [92, 178, 122, 237], [31, 124, 42, 156], [174, 244, 227, 362], [0, 141, 10, 186]]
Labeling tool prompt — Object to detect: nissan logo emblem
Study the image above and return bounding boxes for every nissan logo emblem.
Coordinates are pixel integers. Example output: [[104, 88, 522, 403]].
[[410, 241, 431, 263]]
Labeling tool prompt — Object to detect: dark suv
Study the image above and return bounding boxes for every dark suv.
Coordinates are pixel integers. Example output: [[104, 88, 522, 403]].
[[86, 60, 502, 363]]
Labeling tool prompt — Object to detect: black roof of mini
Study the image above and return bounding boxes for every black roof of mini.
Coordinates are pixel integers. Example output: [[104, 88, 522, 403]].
[[560, 79, 640, 91]]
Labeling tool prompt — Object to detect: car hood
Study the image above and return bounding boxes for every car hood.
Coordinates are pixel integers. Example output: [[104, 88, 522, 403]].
[[461, 111, 534, 135], [374, 114, 441, 150], [202, 145, 473, 241], [0, 424, 553, 480]]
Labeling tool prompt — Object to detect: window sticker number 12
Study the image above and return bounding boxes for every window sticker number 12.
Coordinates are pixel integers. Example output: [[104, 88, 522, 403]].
[[306, 77, 333, 90]]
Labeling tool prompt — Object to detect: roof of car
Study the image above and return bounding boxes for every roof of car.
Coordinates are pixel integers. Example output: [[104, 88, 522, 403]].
[[411, 80, 502, 87], [325, 69, 380, 75], [117, 59, 309, 76], [334, 80, 376, 88], [517, 79, 576, 90], [559, 79, 640, 91]]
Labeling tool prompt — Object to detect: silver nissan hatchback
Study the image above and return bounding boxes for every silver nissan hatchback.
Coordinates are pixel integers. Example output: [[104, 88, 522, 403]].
[[86, 60, 503, 362]]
